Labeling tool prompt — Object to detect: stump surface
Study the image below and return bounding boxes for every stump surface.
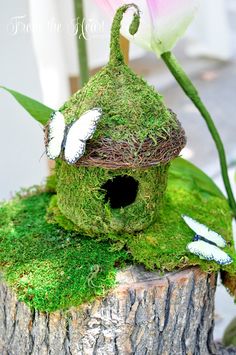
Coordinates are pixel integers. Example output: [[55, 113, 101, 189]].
[[0, 266, 235, 355]]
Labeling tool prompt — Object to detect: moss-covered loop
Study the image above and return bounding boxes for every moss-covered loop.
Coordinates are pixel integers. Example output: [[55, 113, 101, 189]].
[[109, 4, 140, 65]]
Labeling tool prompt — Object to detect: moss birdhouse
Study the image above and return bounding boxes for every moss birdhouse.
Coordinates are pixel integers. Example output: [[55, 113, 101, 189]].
[[46, 5, 186, 237], [1, 3, 236, 314]]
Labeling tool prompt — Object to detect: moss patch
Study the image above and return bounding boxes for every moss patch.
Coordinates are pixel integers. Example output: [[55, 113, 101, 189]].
[[0, 158, 236, 312], [0, 192, 128, 312], [127, 158, 236, 272]]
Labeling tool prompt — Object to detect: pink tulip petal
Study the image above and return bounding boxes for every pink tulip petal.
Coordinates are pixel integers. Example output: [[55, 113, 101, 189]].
[[150, 0, 199, 54], [94, 0, 121, 15], [95, 0, 199, 54], [156, 0, 193, 17], [146, 0, 198, 23], [146, 0, 158, 25]]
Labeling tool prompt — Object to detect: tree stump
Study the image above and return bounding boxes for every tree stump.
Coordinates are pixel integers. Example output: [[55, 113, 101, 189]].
[[0, 266, 235, 355]]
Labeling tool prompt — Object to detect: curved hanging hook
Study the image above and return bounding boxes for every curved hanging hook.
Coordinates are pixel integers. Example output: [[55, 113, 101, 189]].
[[109, 4, 140, 65]]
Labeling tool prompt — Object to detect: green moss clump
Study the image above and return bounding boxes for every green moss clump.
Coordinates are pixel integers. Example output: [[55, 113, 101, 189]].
[[61, 63, 177, 144], [56, 161, 168, 236], [45, 172, 57, 193], [0, 192, 128, 312], [126, 158, 236, 272], [47, 194, 76, 231]]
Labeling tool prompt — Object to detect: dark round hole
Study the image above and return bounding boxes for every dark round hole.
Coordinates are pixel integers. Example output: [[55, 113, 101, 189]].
[[102, 175, 139, 209]]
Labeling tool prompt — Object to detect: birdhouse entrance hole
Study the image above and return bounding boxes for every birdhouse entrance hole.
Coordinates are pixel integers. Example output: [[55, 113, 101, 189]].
[[102, 175, 139, 209]]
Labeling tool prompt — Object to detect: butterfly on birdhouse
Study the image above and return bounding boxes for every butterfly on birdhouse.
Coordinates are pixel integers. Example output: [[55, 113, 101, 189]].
[[182, 215, 232, 265], [46, 108, 102, 164]]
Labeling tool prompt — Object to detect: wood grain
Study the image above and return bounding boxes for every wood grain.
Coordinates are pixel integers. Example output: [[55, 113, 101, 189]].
[[1, 266, 235, 354]]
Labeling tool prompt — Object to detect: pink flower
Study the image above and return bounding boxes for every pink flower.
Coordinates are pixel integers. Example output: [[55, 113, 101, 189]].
[[94, 0, 199, 55]]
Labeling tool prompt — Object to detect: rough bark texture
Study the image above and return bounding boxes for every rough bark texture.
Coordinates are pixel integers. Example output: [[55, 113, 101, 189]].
[[0, 266, 235, 355]]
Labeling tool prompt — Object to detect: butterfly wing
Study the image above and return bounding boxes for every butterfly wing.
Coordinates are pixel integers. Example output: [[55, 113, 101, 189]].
[[46, 111, 66, 160], [182, 215, 226, 248], [187, 240, 232, 265], [64, 108, 102, 164]]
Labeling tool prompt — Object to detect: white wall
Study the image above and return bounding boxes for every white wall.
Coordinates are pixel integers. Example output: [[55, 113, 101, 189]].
[[0, 0, 48, 200], [29, 0, 71, 108]]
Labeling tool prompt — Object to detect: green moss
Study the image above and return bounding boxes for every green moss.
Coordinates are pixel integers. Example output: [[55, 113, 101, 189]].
[[56, 161, 168, 236], [0, 192, 128, 312], [45, 172, 57, 193], [1, 158, 236, 312], [60, 62, 177, 145], [126, 158, 235, 272], [47, 194, 76, 231], [127, 159, 236, 272]]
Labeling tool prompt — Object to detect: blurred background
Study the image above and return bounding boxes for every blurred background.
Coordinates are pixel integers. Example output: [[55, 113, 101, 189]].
[[0, 0, 236, 342]]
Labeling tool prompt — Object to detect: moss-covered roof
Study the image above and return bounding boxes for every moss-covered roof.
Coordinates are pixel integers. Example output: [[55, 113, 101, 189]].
[[60, 63, 186, 168], [58, 5, 185, 168], [62, 63, 177, 143]]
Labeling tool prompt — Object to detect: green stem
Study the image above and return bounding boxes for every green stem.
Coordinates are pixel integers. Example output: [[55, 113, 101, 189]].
[[73, 0, 89, 87], [109, 4, 140, 65], [161, 51, 236, 218]]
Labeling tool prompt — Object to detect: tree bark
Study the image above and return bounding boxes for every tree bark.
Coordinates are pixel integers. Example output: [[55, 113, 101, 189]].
[[0, 266, 235, 355]]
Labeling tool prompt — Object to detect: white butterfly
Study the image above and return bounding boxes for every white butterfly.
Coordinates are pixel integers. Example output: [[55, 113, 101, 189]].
[[46, 108, 102, 164], [182, 215, 232, 266]]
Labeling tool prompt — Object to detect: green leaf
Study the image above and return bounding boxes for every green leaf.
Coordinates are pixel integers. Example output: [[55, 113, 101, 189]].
[[170, 157, 224, 199], [1, 86, 54, 125]]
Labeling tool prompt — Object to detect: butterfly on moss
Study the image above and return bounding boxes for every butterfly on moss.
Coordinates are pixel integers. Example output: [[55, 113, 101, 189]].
[[182, 215, 232, 266], [46, 108, 102, 164]]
